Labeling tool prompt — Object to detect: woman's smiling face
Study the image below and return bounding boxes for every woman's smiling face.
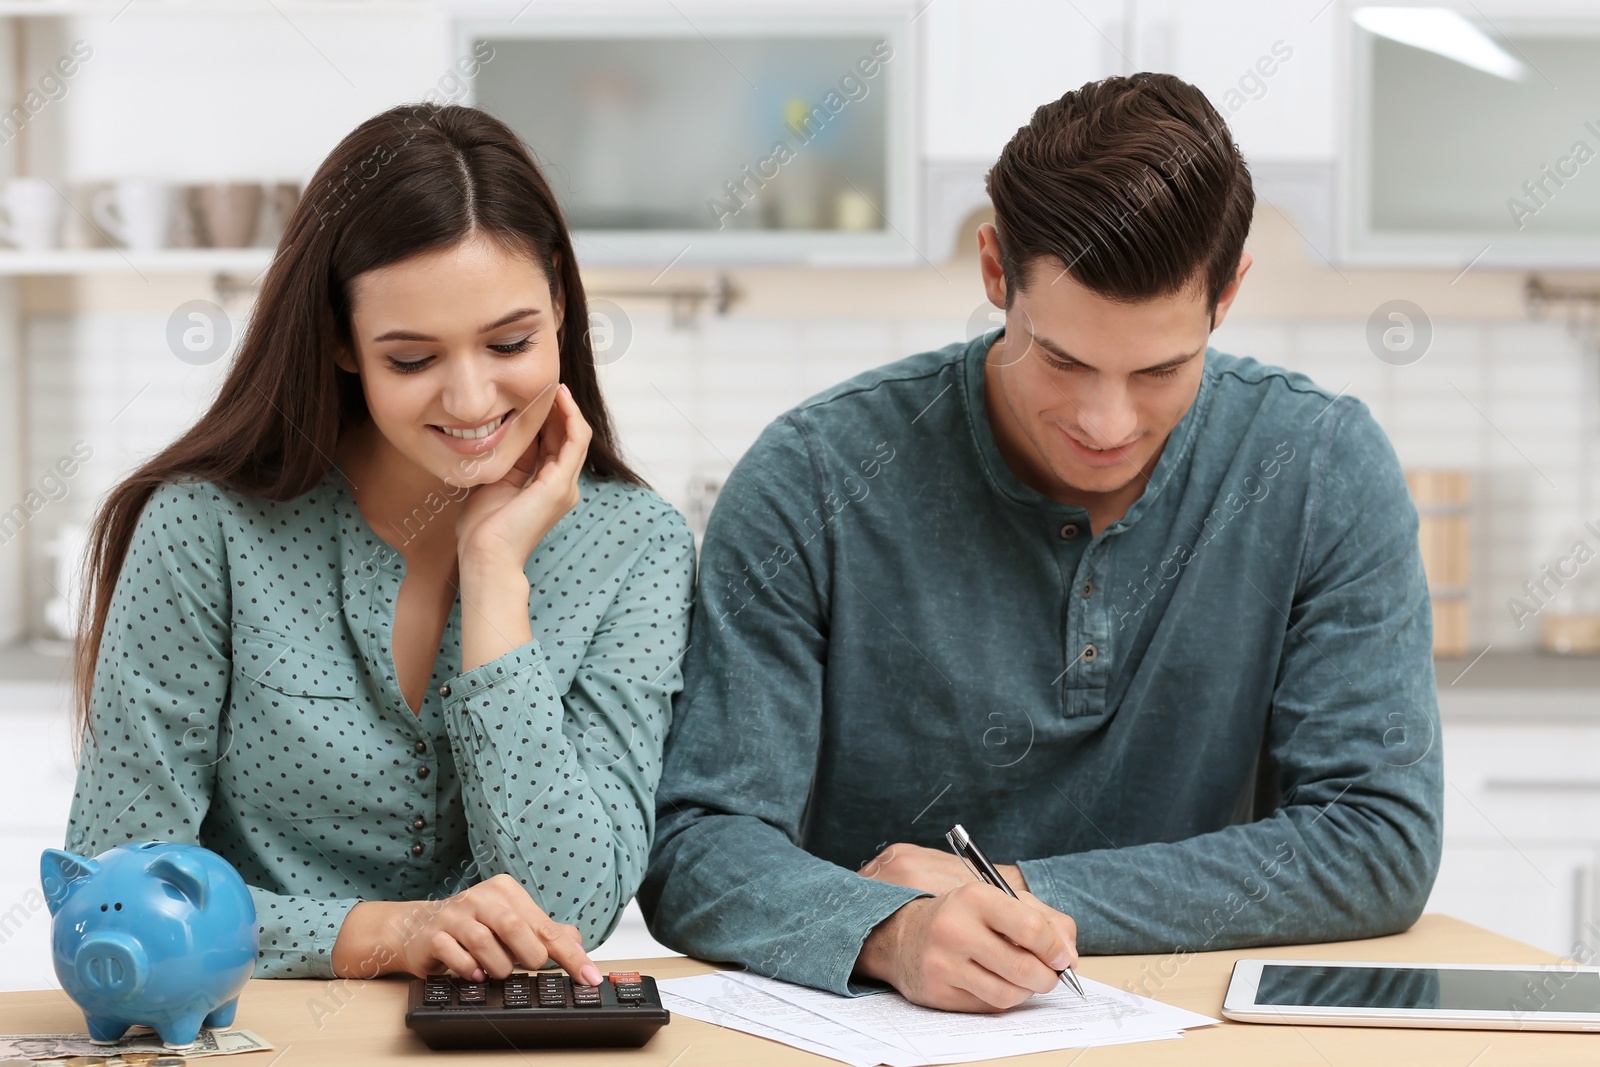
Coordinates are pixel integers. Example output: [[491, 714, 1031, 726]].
[[338, 230, 565, 488]]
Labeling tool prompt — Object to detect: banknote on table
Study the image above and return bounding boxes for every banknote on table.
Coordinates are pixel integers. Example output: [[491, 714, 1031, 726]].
[[0, 1028, 272, 1062]]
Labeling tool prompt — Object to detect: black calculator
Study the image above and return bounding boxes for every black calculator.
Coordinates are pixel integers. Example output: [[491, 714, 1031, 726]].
[[404, 970, 671, 1049]]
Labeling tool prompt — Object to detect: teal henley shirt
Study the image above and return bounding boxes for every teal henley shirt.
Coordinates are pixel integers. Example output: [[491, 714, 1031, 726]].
[[641, 332, 1443, 995]]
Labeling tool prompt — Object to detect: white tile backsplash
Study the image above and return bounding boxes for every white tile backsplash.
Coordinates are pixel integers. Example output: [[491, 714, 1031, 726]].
[[18, 311, 1600, 651]]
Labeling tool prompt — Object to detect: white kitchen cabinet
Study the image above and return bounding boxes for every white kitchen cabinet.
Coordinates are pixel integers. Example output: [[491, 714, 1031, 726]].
[[1427, 841, 1597, 960], [919, 0, 1115, 163], [0, 696, 77, 835], [915, 0, 1340, 263], [920, 0, 1336, 165], [0, 693, 77, 992], [0, 827, 67, 991], [55, 4, 442, 185], [1443, 723, 1600, 842], [915, 0, 1117, 262], [1340, 3, 1600, 267], [1427, 712, 1600, 957]]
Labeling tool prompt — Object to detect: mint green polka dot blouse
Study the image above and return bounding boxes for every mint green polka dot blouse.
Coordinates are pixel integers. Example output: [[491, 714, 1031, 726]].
[[65, 468, 695, 978]]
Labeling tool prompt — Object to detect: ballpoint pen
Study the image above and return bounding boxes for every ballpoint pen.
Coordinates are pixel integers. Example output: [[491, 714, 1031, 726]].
[[945, 823, 1086, 997]]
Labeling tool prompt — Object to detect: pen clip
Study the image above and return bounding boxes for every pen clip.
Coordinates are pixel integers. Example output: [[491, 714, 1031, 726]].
[[944, 826, 984, 885]]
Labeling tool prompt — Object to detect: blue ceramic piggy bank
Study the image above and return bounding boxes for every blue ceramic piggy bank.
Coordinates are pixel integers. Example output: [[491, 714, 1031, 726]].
[[41, 842, 257, 1047]]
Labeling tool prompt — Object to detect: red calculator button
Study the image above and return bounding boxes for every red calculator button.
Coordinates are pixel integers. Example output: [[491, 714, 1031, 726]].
[[608, 971, 642, 985]]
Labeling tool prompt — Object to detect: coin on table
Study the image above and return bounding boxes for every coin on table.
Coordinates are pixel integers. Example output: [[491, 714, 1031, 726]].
[[149, 1058, 187, 1067], [120, 1056, 161, 1065], [62, 1058, 107, 1066]]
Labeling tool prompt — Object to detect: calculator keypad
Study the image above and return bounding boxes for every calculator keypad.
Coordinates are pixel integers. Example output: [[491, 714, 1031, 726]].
[[416, 972, 661, 1009], [406, 970, 669, 1050], [502, 974, 532, 1008], [536, 973, 566, 1007], [610, 970, 645, 1003]]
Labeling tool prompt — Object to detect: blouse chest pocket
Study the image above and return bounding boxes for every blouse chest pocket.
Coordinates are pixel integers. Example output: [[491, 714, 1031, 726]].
[[223, 625, 383, 824], [233, 625, 366, 700]]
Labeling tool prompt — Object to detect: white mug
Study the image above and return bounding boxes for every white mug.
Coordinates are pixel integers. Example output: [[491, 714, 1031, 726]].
[[0, 177, 64, 250], [91, 179, 173, 250]]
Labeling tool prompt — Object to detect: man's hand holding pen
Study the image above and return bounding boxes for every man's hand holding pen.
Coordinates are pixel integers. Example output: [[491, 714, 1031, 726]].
[[855, 840, 1080, 1013]]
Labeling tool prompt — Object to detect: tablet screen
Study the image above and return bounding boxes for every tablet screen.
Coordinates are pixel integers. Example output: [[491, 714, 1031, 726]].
[[1256, 965, 1600, 1014]]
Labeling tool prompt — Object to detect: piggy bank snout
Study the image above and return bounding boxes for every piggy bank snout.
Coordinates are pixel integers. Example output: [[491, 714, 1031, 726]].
[[74, 932, 148, 997]]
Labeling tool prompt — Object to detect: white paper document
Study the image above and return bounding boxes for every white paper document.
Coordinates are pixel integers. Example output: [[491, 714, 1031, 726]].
[[659, 969, 1217, 1066]]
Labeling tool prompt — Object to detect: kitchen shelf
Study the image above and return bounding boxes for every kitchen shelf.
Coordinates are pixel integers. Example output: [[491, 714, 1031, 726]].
[[0, 248, 273, 275], [0, 0, 426, 14], [1436, 649, 1600, 692]]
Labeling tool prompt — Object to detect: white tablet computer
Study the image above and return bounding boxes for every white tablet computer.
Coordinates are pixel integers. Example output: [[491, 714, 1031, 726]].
[[1223, 959, 1600, 1032]]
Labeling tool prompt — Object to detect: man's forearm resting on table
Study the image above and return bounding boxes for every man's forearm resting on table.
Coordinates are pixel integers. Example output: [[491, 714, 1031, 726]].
[[1014, 800, 1439, 956]]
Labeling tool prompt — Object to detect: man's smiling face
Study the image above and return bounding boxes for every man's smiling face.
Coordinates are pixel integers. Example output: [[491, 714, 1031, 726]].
[[977, 222, 1250, 508]]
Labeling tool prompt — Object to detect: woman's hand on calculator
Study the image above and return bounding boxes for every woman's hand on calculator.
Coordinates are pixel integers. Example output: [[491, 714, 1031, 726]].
[[332, 873, 604, 986]]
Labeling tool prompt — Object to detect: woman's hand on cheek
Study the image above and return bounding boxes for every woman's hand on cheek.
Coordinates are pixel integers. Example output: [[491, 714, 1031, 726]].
[[454, 383, 593, 577]]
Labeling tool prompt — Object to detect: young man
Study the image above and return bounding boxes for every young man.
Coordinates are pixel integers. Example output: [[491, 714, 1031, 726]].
[[640, 73, 1442, 1013]]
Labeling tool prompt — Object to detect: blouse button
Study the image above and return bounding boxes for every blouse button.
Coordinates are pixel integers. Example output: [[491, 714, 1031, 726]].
[[417, 765, 430, 779], [410, 843, 424, 857], [438, 684, 452, 698], [414, 740, 427, 754], [413, 816, 426, 831]]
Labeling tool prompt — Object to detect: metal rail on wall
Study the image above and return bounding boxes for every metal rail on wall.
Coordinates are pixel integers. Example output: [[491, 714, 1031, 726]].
[[587, 273, 738, 329], [1526, 275, 1600, 343]]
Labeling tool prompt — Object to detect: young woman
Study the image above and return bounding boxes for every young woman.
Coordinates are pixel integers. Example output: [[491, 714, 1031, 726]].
[[64, 103, 695, 985]]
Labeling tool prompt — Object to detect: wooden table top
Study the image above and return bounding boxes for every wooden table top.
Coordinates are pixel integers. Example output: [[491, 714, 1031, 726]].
[[3, 914, 1595, 1066]]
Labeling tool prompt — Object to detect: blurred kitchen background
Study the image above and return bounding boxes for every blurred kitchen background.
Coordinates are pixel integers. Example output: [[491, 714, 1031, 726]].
[[3, 0, 1600, 988]]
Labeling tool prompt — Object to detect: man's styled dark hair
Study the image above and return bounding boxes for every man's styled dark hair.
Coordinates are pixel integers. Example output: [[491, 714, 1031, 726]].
[[986, 72, 1254, 312]]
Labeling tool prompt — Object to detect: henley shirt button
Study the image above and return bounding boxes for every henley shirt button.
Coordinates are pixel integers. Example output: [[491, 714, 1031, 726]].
[[438, 684, 451, 698], [1082, 643, 1098, 661], [414, 740, 426, 754], [1059, 523, 1080, 540], [410, 842, 424, 857], [417, 765, 430, 779], [413, 816, 426, 830], [1082, 580, 1094, 598]]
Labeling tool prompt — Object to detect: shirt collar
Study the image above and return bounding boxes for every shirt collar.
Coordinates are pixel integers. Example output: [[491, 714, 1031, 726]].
[[959, 329, 1217, 532]]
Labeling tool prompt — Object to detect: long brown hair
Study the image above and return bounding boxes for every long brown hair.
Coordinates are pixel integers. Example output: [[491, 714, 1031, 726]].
[[74, 102, 641, 745]]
